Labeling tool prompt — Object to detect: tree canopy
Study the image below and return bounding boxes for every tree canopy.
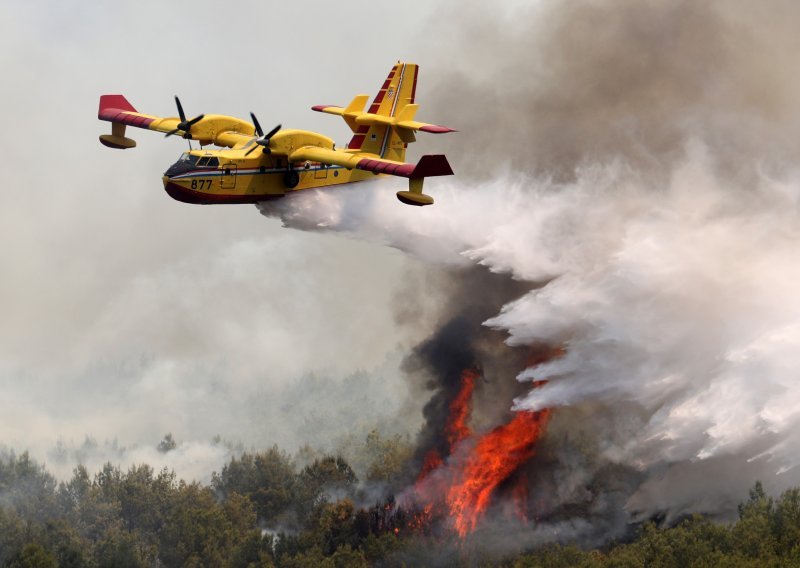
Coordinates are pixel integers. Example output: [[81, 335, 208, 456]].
[[0, 442, 797, 567]]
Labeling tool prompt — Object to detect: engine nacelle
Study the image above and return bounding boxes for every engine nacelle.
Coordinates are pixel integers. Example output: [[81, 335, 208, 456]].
[[270, 129, 334, 157]]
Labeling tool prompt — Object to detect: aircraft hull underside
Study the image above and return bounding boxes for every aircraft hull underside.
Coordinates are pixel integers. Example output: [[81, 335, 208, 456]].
[[161, 166, 377, 205]]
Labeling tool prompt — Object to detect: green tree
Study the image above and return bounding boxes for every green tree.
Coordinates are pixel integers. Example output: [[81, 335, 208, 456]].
[[279, 546, 335, 568], [94, 528, 149, 568], [212, 447, 297, 526], [0, 505, 27, 566], [40, 519, 93, 568], [58, 465, 122, 542], [117, 465, 175, 534], [159, 481, 231, 567], [732, 481, 778, 560], [230, 531, 276, 568], [361, 431, 414, 483], [296, 456, 358, 520], [312, 500, 360, 556], [330, 544, 368, 568], [772, 487, 800, 556], [6, 543, 57, 568], [0, 452, 58, 522]]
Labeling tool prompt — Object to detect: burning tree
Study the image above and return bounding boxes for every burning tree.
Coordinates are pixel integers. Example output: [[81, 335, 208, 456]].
[[369, 362, 554, 539]]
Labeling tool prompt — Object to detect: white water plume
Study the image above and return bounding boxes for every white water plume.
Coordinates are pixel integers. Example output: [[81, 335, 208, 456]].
[[260, 137, 800, 519]]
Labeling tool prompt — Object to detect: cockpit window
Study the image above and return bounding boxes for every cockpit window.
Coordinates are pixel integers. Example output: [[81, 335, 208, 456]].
[[197, 157, 219, 167], [180, 153, 200, 165]]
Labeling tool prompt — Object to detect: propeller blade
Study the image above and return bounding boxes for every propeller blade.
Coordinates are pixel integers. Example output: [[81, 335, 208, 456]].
[[245, 144, 258, 157], [265, 124, 281, 140], [255, 124, 281, 150], [174, 96, 186, 122], [186, 114, 205, 127], [166, 98, 204, 140], [250, 112, 264, 137]]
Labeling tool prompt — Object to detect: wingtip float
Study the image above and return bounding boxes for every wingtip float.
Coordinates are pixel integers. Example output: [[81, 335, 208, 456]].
[[98, 63, 455, 207]]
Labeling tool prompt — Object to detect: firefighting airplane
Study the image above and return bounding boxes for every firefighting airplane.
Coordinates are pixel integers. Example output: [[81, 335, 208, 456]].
[[98, 62, 455, 206]]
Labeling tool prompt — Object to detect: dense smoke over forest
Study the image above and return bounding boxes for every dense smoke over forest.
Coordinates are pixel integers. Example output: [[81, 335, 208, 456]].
[[260, 0, 800, 543]]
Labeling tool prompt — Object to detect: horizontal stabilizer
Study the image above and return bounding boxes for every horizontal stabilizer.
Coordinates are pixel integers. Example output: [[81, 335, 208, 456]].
[[312, 103, 456, 137], [312, 95, 372, 132], [355, 154, 453, 179], [311, 104, 344, 114]]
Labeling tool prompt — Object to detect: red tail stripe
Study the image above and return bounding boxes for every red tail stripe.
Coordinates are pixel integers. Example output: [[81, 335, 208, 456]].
[[355, 154, 453, 178], [347, 65, 397, 149], [348, 125, 369, 149], [98, 109, 155, 128], [410, 65, 418, 103]]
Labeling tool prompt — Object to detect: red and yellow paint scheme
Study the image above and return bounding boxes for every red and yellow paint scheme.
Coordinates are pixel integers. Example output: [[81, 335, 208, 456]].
[[98, 62, 455, 206]]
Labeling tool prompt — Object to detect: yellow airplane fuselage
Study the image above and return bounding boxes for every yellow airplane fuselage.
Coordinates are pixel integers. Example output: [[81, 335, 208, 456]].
[[162, 132, 381, 204]]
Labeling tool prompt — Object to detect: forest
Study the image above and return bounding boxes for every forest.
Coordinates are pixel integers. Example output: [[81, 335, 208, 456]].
[[0, 433, 797, 568]]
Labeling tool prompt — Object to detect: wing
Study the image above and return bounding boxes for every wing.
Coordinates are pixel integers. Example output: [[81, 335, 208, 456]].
[[289, 146, 454, 179], [99, 95, 179, 134], [98, 94, 255, 149], [313, 98, 456, 139]]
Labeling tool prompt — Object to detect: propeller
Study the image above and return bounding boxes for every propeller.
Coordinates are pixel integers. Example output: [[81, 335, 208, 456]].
[[246, 112, 281, 156], [165, 96, 205, 139]]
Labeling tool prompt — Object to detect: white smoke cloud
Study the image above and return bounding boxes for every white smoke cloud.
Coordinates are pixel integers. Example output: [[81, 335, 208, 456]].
[[261, 136, 800, 521]]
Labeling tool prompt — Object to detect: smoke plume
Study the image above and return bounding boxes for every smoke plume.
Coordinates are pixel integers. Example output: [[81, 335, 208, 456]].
[[258, 0, 800, 539]]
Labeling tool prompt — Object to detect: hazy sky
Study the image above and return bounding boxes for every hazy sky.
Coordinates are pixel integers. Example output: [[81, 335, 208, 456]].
[[0, 1, 467, 476]]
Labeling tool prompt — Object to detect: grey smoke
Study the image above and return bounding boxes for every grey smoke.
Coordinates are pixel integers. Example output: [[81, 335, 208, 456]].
[[260, 0, 800, 537]]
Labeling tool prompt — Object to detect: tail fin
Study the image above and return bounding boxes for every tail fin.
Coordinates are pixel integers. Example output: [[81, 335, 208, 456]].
[[311, 63, 454, 160], [98, 94, 140, 149], [348, 62, 418, 161], [99, 94, 138, 116]]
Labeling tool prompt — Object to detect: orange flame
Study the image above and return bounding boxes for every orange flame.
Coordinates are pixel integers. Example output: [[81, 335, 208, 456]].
[[446, 368, 478, 449], [408, 356, 558, 538], [446, 408, 551, 537], [417, 449, 444, 483]]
